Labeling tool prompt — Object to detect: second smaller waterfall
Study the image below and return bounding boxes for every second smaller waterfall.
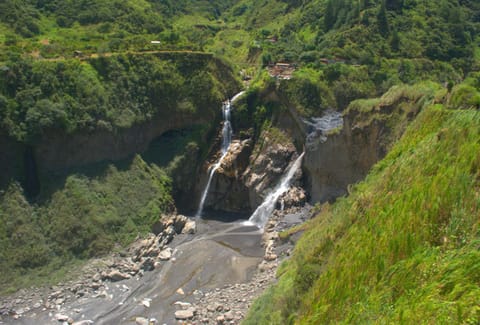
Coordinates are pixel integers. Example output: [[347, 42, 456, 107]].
[[248, 152, 305, 229]]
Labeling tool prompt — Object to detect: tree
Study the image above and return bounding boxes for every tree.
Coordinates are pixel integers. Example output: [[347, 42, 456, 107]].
[[390, 28, 400, 52], [386, 0, 404, 12], [377, 0, 390, 37], [362, 0, 373, 9], [324, 0, 336, 31]]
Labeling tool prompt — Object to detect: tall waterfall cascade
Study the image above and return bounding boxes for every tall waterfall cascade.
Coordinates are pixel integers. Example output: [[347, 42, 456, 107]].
[[247, 152, 305, 229], [196, 92, 245, 218]]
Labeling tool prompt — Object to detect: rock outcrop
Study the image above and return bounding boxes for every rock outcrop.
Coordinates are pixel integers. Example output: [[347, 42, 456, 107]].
[[197, 128, 299, 214], [0, 132, 24, 189], [303, 115, 383, 203], [304, 88, 425, 203]]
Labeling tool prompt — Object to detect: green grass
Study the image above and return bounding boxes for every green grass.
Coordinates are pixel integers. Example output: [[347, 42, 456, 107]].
[[244, 86, 480, 324]]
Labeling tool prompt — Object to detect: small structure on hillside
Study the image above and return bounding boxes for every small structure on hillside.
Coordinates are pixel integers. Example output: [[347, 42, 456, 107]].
[[73, 50, 84, 58], [319, 57, 347, 65], [267, 62, 296, 80]]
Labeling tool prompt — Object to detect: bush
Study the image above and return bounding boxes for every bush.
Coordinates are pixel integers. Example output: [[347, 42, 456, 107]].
[[449, 84, 480, 110]]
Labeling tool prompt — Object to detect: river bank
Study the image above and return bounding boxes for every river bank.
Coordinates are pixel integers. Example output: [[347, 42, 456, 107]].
[[0, 201, 310, 325]]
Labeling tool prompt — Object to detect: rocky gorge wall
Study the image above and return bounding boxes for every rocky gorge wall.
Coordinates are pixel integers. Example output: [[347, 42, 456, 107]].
[[0, 132, 24, 189], [196, 134, 300, 214], [196, 84, 431, 215], [304, 85, 430, 202], [303, 114, 385, 203], [34, 107, 212, 172], [193, 94, 306, 214], [32, 54, 240, 173], [0, 52, 240, 205]]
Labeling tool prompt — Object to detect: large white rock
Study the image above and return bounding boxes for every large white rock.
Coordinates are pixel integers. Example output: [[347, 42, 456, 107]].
[[105, 270, 131, 282], [135, 317, 149, 325], [175, 307, 196, 320], [181, 220, 196, 234], [55, 313, 69, 321], [158, 247, 173, 261]]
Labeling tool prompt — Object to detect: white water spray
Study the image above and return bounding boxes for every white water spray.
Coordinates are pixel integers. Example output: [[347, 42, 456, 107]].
[[247, 152, 305, 229], [196, 92, 245, 218]]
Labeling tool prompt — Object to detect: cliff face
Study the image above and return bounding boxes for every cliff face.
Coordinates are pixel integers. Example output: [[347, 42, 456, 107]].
[[201, 90, 306, 213], [0, 133, 24, 189], [304, 115, 385, 203], [196, 126, 300, 214], [34, 108, 213, 172], [304, 84, 431, 203], [0, 53, 240, 203], [193, 84, 431, 214]]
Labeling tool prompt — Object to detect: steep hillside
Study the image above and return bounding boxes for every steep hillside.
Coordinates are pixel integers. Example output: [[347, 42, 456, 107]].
[[0, 155, 173, 293], [0, 52, 240, 293], [244, 81, 480, 324]]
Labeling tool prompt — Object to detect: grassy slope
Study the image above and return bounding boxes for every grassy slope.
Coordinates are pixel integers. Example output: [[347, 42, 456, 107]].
[[244, 86, 480, 324]]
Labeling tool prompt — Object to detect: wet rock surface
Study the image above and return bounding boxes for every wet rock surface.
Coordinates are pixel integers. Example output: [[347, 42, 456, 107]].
[[199, 131, 298, 214], [0, 214, 196, 324], [172, 204, 311, 325]]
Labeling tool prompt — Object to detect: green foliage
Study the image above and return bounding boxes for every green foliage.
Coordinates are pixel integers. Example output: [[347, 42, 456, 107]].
[[377, 0, 390, 37], [324, 0, 336, 31], [0, 53, 233, 142], [0, 155, 173, 292], [0, 0, 41, 37], [448, 84, 480, 109], [279, 74, 334, 116], [244, 83, 480, 324]]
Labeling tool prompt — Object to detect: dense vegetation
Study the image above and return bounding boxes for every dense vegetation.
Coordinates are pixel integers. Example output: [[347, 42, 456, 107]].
[[0, 52, 235, 142], [244, 80, 480, 324], [0, 155, 173, 292], [1, 0, 478, 119]]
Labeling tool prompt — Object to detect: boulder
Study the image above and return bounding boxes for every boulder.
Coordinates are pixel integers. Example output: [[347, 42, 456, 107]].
[[104, 270, 131, 282], [224, 311, 235, 321], [55, 313, 69, 321], [182, 220, 196, 234], [135, 317, 149, 325], [216, 314, 225, 324], [158, 248, 173, 261], [175, 307, 196, 320], [172, 215, 187, 233], [281, 187, 307, 209], [140, 258, 155, 271]]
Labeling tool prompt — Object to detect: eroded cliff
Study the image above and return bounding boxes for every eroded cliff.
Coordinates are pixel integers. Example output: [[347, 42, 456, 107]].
[[304, 84, 438, 202]]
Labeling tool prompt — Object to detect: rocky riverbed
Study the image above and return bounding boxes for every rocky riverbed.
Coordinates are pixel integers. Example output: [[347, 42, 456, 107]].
[[0, 192, 310, 325], [179, 203, 310, 325]]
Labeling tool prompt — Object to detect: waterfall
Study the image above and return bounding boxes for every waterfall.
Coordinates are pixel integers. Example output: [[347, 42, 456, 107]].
[[247, 152, 305, 229], [196, 92, 245, 218]]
